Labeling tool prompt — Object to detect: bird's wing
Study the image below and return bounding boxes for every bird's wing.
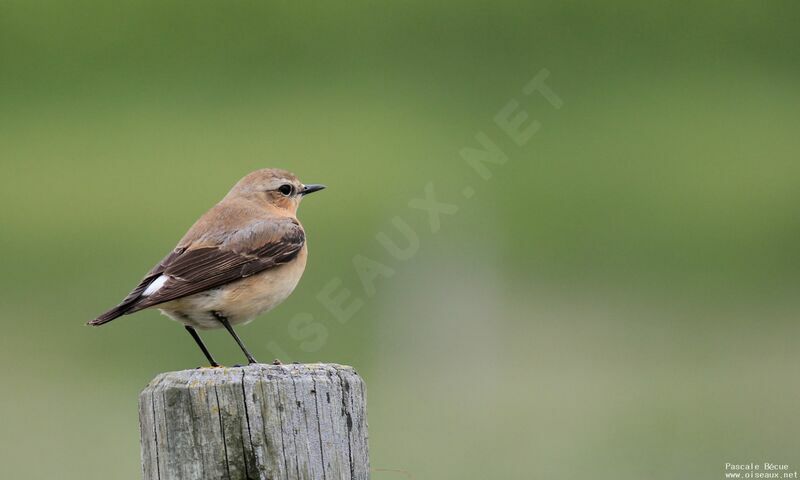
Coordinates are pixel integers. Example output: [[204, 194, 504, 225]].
[[89, 218, 305, 325]]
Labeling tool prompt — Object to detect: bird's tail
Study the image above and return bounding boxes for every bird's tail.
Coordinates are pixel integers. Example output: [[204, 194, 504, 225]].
[[87, 304, 131, 326]]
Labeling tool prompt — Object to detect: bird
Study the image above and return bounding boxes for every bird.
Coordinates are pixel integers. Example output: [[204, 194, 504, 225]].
[[88, 168, 325, 366]]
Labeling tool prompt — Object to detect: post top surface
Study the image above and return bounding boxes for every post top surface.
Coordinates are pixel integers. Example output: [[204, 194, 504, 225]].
[[142, 363, 360, 392]]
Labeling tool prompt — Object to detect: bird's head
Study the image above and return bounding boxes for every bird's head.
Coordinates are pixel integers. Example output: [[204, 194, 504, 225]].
[[226, 168, 326, 214]]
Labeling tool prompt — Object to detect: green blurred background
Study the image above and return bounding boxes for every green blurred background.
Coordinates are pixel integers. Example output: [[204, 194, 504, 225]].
[[2, 1, 800, 478]]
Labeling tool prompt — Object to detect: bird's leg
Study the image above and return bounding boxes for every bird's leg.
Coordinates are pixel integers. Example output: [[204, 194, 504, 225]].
[[212, 311, 258, 364], [184, 325, 220, 367]]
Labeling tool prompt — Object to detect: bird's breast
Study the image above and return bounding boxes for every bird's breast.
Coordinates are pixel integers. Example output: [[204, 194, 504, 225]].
[[223, 245, 308, 322]]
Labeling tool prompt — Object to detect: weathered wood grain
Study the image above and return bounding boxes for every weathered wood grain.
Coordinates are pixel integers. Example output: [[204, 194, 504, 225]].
[[139, 363, 369, 480]]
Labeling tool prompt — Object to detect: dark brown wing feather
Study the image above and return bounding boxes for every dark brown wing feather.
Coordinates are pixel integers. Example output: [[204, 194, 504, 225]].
[[89, 219, 305, 325], [131, 230, 304, 311]]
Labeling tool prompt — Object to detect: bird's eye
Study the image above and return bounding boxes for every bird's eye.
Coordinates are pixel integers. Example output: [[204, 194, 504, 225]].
[[278, 184, 294, 196]]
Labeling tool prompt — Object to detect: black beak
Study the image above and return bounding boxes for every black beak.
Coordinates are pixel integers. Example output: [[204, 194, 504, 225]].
[[301, 184, 326, 196]]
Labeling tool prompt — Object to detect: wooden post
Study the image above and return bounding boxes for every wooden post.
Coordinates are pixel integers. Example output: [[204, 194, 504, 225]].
[[138, 363, 369, 480]]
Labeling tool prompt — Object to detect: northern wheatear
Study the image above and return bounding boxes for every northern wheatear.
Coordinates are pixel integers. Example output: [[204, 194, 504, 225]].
[[89, 168, 325, 366]]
